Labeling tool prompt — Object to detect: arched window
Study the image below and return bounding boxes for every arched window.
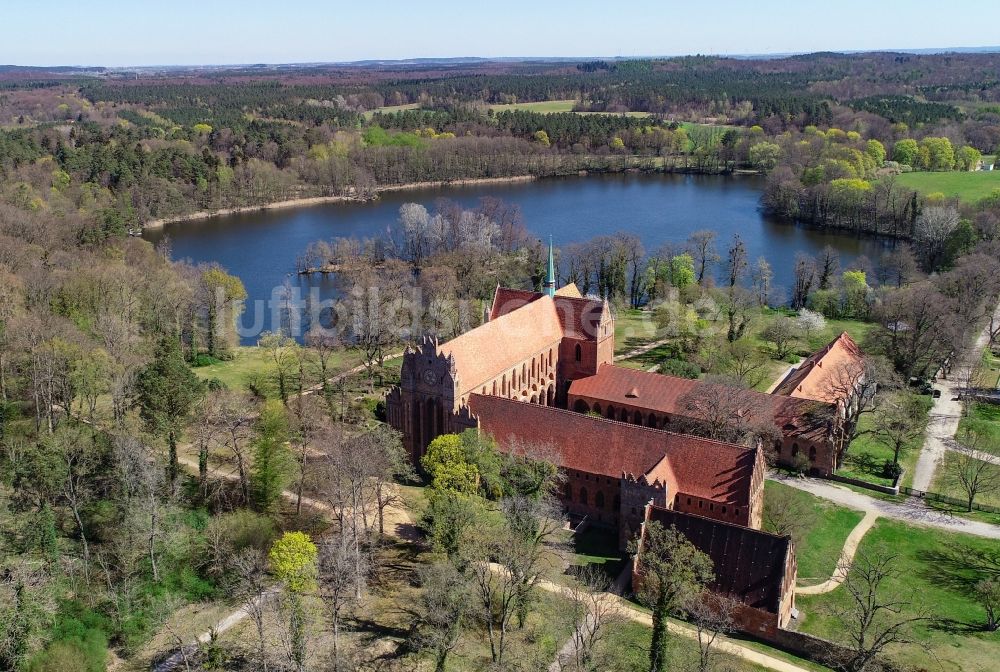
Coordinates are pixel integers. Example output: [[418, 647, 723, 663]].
[[633, 411, 643, 425], [575, 343, 582, 362], [564, 483, 572, 501], [619, 408, 628, 422], [809, 445, 817, 462], [502, 375, 507, 394], [596, 491, 605, 509], [606, 405, 615, 419], [648, 414, 658, 428], [593, 403, 602, 416], [579, 488, 588, 506], [574, 399, 590, 413], [792, 443, 799, 457]]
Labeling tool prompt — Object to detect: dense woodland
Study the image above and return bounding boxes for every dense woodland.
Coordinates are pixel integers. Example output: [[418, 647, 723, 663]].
[[2, 52, 1000, 672]]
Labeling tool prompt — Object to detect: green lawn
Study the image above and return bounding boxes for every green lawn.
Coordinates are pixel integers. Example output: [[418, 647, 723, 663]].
[[896, 169, 1000, 204], [931, 452, 1000, 510], [838, 393, 933, 488], [763, 481, 864, 584], [614, 308, 662, 355], [564, 526, 628, 583], [192, 345, 361, 399], [592, 620, 770, 672], [960, 401, 1000, 448], [796, 519, 1000, 672]]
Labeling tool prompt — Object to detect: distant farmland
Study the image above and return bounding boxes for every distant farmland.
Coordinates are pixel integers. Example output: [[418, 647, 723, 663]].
[[896, 168, 1000, 203]]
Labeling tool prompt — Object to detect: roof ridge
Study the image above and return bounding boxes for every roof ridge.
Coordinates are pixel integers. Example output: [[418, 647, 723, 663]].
[[467, 393, 754, 453], [647, 503, 792, 542]]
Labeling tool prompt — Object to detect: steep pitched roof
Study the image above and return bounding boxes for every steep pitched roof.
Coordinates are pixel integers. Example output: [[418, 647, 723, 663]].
[[489, 285, 607, 341], [641, 505, 793, 613], [467, 394, 758, 506], [440, 294, 564, 396], [569, 365, 835, 444], [772, 332, 864, 403]]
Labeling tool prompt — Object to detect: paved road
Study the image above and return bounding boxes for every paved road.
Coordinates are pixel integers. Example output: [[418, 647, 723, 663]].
[[772, 473, 1000, 540], [912, 301, 1000, 491]]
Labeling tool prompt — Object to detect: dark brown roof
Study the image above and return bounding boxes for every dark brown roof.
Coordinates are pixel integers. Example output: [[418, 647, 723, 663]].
[[569, 365, 835, 445], [643, 505, 793, 614], [467, 394, 759, 506]]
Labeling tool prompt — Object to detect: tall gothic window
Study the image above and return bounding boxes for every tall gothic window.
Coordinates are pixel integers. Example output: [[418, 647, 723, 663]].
[[575, 343, 582, 361]]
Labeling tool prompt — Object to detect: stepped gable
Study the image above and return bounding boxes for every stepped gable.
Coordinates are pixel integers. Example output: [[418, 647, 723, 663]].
[[643, 505, 792, 613], [570, 364, 835, 444], [439, 294, 563, 396], [466, 394, 757, 506], [772, 331, 864, 403]]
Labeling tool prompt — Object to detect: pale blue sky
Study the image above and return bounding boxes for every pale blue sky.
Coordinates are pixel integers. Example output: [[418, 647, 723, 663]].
[[4, 0, 1000, 66]]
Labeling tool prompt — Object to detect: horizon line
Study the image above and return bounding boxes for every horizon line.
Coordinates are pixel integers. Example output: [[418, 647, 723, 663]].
[[5, 44, 1000, 70]]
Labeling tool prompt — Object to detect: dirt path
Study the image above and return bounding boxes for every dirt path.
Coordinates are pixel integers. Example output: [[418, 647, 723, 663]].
[[534, 578, 814, 672], [765, 360, 801, 394], [614, 336, 669, 362], [912, 300, 1000, 491], [152, 456, 416, 671], [772, 473, 1000, 540], [795, 510, 878, 596]]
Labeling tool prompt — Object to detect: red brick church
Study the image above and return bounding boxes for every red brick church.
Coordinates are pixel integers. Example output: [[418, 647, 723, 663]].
[[386, 243, 861, 633]]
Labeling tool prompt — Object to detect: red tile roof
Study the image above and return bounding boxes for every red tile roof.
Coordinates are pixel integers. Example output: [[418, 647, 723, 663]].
[[440, 295, 563, 396], [467, 394, 758, 506], [489, 286, 608, 341], [569, 365, 834, 444], [772, 332, 864, 403]]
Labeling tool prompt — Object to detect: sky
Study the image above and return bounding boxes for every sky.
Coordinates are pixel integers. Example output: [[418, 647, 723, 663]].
[[4, 0, 1000, 67]]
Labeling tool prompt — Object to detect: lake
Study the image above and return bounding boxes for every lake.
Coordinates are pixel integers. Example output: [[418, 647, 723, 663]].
[[143, 173, 888, 343]]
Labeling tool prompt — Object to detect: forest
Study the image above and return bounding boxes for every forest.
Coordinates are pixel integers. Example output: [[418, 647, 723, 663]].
[[3, 51, 1000, 672]]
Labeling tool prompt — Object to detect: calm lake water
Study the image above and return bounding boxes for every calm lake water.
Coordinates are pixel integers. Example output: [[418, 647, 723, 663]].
[[144, 173, 888, 343]]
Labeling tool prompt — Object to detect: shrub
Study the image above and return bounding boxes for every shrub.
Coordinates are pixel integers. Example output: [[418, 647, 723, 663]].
[[882, 460, 903, 480], [659, 358, 700, 379], [191, 354, 222, 367]]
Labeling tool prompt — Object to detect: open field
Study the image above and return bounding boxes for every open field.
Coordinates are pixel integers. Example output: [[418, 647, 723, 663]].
[[191, 345, 362, 398], [362, 102, 421, 118], [896, 169, 1000, 203], [796, 518, 1000, 672], [762, 481, 864, 584], [489, 99, 579, 113]]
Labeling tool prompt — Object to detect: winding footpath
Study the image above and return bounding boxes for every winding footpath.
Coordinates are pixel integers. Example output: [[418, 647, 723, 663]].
[[794, 510, 878, 596], [912, 300, 1000, 492]]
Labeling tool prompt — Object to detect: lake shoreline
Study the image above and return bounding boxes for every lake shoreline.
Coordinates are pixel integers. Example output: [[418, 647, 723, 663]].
[[142, 175, 538, 229]]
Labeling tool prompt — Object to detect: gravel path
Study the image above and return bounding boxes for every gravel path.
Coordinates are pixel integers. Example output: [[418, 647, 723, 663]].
[[773, 473, 1000, 540], [912, 301, 1000, 491]]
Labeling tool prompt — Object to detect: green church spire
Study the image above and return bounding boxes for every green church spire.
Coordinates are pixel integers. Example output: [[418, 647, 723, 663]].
[[544, 236, 556, 297]]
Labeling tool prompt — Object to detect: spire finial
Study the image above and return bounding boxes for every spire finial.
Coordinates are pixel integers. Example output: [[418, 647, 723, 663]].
[[544, 236, 556, 298]]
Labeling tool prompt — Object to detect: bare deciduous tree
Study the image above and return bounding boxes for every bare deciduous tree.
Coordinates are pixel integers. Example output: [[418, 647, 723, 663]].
[[826, 549, 928, 672], [410, 559, 472, 672], [688, 592, 739, 672], [559, 566, 622, 672], [231, 548, 273, 672], [947, 432, 1000, 512]]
